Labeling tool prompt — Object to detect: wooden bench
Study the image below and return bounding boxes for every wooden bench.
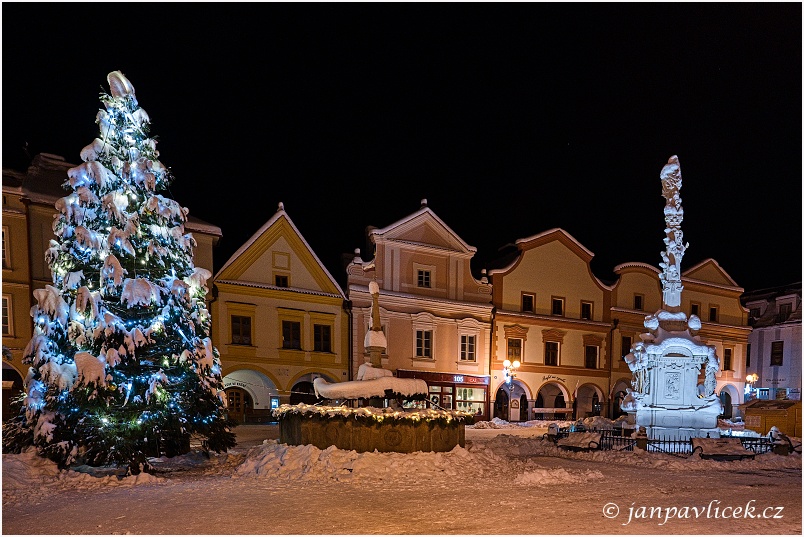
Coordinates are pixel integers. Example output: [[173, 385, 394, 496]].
[[691, 437, 755, 461], [556, 432, 602, 452]]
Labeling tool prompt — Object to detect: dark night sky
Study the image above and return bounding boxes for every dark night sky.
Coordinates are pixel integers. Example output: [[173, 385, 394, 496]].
[[2, 3, 801, 292]]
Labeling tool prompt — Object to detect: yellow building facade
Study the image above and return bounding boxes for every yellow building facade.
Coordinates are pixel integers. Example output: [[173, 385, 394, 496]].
[[211, 203, 349, 423]]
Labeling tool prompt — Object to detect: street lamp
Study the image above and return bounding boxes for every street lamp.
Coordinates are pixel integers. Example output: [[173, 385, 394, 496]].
[[745, 373, 759, 397], [503, 359, 520, 385]]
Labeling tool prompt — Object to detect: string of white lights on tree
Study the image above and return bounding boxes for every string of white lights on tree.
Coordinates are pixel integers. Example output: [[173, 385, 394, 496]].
[[2, 71, 236, 474]]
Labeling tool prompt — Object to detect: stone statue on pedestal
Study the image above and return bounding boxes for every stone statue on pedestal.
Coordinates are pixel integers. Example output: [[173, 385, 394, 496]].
[[622, 156, 723, 440]]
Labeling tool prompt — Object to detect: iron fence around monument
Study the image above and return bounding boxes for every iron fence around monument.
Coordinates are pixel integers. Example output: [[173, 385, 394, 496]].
[[557, 428, 775, 456]]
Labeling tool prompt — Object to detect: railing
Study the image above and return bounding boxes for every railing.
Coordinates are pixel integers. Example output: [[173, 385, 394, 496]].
[[550, 428, 779, 457]]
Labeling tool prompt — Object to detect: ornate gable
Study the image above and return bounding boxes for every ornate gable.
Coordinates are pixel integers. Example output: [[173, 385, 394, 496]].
[[683, 258, 739, 288], [215, 203, 343, 296], [370, 204, 476, 255]]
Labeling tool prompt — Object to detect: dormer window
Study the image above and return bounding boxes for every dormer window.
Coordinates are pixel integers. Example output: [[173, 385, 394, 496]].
[[778, 303, 792, 323]]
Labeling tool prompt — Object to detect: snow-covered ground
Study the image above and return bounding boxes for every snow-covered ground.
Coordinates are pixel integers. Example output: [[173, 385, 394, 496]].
[[3, 418, 801, 535]]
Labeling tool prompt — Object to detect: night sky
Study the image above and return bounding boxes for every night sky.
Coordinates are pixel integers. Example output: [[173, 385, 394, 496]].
[[2, 3, 801, 292]]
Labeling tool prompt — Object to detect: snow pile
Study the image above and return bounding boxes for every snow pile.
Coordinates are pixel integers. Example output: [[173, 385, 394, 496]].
[[233, 440, 493, 483], [469, 417, 565, 429], [515, 466, 605, 485], [2, 448, 164, 505]]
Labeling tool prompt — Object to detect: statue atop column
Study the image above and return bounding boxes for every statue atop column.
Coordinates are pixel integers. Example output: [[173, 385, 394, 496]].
[[622, 156, 722, 440], [658, 155, 689, 310]]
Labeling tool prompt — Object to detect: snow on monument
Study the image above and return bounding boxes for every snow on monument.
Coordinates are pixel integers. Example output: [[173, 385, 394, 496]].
[[621, 156, 722, 440], [312, 279, 427, 401]]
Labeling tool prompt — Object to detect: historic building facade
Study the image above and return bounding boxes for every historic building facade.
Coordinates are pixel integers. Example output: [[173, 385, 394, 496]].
[[742, 283, 802, 402], [487, 229, 615, 422], [345, 200, 494, 420], [211, 203, 349, 423], [1, 153, 222, 417], [488, 229, 752, 422], [3, 157, 759, 426]]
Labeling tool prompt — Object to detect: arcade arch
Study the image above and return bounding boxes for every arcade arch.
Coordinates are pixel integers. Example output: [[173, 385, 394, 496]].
[[718, 384, 741, 420], [533, 381, 572, 421], [222, 369, 279, 424]]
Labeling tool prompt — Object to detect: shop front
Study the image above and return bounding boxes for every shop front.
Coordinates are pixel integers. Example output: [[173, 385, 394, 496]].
[[396, 369, 490, 421]]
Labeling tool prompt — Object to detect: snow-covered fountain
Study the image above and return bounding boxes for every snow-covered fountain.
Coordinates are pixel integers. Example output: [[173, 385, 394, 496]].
[[274, 280, 474, 453], [621, 156, 722, 440]]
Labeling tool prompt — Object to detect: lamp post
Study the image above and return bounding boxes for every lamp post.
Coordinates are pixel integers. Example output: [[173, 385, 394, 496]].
[[503, 359, 520, 385], [503, 359, 521, 421], [745, 373, 759, 399]]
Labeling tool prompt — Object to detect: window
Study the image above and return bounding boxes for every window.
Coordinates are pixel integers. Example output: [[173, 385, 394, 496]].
[[551, 297, 564, 316], [521, 294, 534, 313], [313, 324, 331, 352], [455, 386, 485, 415], [416, 330, 433, 358], [746, 344, 751, 368], [460, 335, 476, 362], [231, 315, 252, 345], [633, 294, 644, 311], [749, 307, 760, 319], [722, 348, 732, 371], [691, 302, 701, 317], [770, 341, 783, 366], [708, 306, 718, 323], [544, 341, 558, 366], [2, 296, 11, 336], [621, 336, 632, 359], [282, 320, 302, 350], [778, 303, 792, 322], [417, 270, 431, 288], [275, 274, 289, 287], [580, 301, 592, 320], [585, 345, 598, 369], [1, 227, 8, 269], [427, 385, 453, 409], [507, 338, 522, 361]]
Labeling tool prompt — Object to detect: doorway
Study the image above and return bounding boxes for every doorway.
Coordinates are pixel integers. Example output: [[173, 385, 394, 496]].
[[494, 387, 509, 420], [225, 387, 253, 424]]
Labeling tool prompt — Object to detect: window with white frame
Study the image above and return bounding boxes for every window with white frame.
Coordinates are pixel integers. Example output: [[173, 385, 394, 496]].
[[412, 312, 435, 360], [416, 330, 433, 358], [2, 295, 12, 336], [417, 270, 431, 288], [460, 335, 476, 362]]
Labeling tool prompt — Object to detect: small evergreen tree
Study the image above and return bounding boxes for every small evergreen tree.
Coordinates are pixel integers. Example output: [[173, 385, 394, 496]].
[[2, 71, 236, 473]]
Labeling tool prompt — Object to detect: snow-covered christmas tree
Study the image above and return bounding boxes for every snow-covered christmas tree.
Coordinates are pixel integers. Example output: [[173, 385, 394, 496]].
[[1, 71, 236, 473]]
